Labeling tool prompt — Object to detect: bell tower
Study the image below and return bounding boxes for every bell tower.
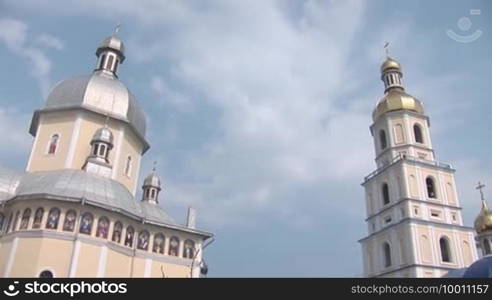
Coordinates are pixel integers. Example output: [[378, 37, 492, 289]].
[[359, 55, 478, 277]]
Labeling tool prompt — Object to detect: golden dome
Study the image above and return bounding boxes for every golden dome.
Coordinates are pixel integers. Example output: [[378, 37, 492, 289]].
[[475, 202, 492, 234], [381, 57, 401, 73], [372, 89, 425, 121]]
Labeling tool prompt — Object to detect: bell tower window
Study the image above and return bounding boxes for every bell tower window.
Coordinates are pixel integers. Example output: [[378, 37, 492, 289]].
[[47, 134, 59, 155], [379, 130, 387, 150], [413, 124, 423, 144], [383, 242, 392, 267], [382, 183, 390, 205], [99, 54, 106, 70], [106, 55, 114, 70], [426, 177, 437, 199], [125, 156, 132, 176], [439, 237, 452, 262]]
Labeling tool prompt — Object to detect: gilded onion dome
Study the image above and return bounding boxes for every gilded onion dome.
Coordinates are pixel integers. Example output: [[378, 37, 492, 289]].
[[475, 201, 492, 234], [372, 56, 425, 121]]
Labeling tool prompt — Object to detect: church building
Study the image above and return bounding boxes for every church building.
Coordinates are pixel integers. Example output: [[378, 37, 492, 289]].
[[359, 55, 481, 277], [0, 31, 213, 278]]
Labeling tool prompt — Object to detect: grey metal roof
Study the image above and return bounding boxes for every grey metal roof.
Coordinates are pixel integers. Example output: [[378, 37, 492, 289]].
[[30, 73, 147, 150], [97, 36, 125, 61], [2, 168, 176, 226]]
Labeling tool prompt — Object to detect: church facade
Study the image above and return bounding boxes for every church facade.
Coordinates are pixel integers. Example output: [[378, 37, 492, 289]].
[[359, 56, 483, 277], [0, 32, 212, 278]]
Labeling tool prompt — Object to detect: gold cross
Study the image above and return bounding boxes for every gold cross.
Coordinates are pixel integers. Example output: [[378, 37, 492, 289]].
[[476, 181, 486, 201], [113, 23, 121, 36]]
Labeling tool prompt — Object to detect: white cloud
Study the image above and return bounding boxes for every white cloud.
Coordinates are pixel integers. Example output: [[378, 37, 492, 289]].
[[0, 18, 61, 97], [0, 106, 32, 158], [35, 33, 64, 50]]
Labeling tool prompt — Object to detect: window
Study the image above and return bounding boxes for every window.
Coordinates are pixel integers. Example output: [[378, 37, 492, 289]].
[[383, 242, 392, 267], [12, 211, 20, 231], [0, 213, 4, 232], [48, 134, 59, 155], [379, 130, 387, 150], [439, 237, 452, 262], [33, 208, 44, 229], [20, 208, 31, 230], [183, 240, 195, 259], [169, 236, 180, 257], [413, 124, 423, 143], [79, 212, 94, 235], [430, 210, 441, 218], [45, 208, 60, 230], [484, 239, 491, 255], [5, 213, 13, 233], [112, 221, 123, 243], [106, 55, 114, 70], [426, 177, 437, 199], [153, 233, 165, 254], [98, 144, 106, 157], [39, 270, 54, 278], [382, 183, 390, 205], [124, 156, 132, 176], [96, 216, 110, 239], [137, 230, 150, 251], [124, 226, 134, 247], [451, 213, 457, 222], [384, 216, 392, 224], [62, 210, 77, 232], [92, 144, 99, 156], [99, 54, 106, 69]]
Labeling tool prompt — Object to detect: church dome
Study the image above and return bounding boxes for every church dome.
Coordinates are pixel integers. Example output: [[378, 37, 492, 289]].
[[143, 172, 161, 190], [372, 89, 425, 121], [92, 126, 114, 145], [475, 202, 492, 234], [380, 57, 401, 73], [96, 35, 125, 61], [40, 73, 147, 139], [463, 256, 492, 278]]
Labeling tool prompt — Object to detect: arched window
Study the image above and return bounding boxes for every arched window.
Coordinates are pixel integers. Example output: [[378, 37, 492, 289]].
[[39, 270, 54, 278], [0, 213, 4, 232], [152, 233, 165, 254], [169, 236, 180, 257], [183, 239, 195, 259], [137, 230, 150, 250], [62, 210, 77, 232], [439, 237, 452, 262], [483, 239, 491, 255], [45, 208, 60, 230], [426, 177, 437, 198], [382, 183, 390, 205], [413, 124, 423, 143], [48, 134, 59, 155], [383, 242, 392, 267], [106, 55, 114, 70], [12, 211, 20, 231], [112, 221, 123, 243], [20, 208, 31, 230], [99, 54, 106, 69], [379, 130, 387, 150], [125, 156, 132, 176], [79, 212, 94, 235], [96, 216, 110, 239], [124, 226, 135, 247], [5, 213, 13, 233], [33, 208, 44, 229]]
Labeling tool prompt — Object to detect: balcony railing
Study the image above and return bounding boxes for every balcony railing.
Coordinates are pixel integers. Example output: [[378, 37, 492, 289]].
[[363, 154, 453, 183]]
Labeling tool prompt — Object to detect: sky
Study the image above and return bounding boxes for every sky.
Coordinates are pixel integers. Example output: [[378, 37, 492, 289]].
[[0, 0, 491, 277]]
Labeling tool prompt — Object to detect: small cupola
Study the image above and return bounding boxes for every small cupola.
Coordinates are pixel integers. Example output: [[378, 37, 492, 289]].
[[82, 126, 114, 178], [94, 25, 125, 77], [142, 166, 162, 204]]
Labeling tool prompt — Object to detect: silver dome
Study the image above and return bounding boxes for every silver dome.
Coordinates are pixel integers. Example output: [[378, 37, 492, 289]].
[[143, 173, 161, 190], [30, 73, 149, 152], [92, 127, 114, 145], [96, 35, 125, 61]]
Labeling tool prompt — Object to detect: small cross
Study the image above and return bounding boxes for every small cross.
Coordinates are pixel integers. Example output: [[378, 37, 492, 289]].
[[152, 161, 157, 172], [113, 23, 121, 36], [476, 181, 486, 201], [384, 42, 390, 57]]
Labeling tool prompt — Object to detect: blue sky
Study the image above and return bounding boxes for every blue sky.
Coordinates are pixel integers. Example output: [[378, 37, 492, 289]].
[[0, 0, 491, 276]]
